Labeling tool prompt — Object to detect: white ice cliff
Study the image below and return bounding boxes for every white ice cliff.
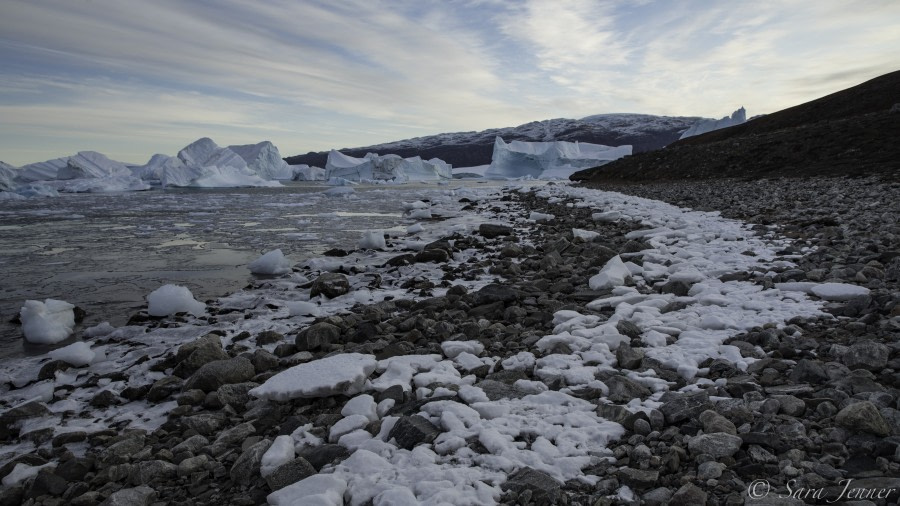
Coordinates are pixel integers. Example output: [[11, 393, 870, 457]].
[[484, 136, 632, 180]]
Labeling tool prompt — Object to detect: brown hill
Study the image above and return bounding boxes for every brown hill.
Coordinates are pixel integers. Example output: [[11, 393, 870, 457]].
[[575, 70, 900, 182]]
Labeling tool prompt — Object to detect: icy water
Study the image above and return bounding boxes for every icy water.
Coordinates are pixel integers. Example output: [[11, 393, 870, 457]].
[[0, 181, 501, 359]]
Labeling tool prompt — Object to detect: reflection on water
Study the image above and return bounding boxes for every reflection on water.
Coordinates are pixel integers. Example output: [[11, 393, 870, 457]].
[[0, 181, 503, 359]]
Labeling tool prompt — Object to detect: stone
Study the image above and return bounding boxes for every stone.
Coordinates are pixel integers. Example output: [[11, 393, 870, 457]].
[[26, 469, 68, 498], [841, 341, 890, 371], [501, 467, 561, 505], [615, 321, 642, 339], [295, 322, 341, 351], [834, 401, 892, 436], [173, 333, 228, 378], [773, 395, 806, 417], [298, 444, 350, 471], [180, 413, 226, 436], [55, 458, 92, 482], [0, 401, 51, 439], [184, 356, 255, 392], [310, 273, 350, 299], [230, 438, 272, 486], [617, 467, 659, 489], [478, 223, 513, 239], [212, 422, 257, 448], [146, 376, 182, 402], [387, 415, 440, 450], [697, 461, 726, 480], [659, 391, 712, 424], [99, 486, 157, 506], [90, 390, 120, 407], [605, 375, 651, 403], [176, 455, 208, 477], [615, 343, 644, 369], [265, 457, 316, 491], [172, 434, 209, 454], [255, 330, 283, 345], [669, 483, 707, 506], [100, 436, 146, 465], [699, 409, 737, 435], [470, 284, 518, 306], [642, 487, 673, 506], [475, 380, 528, 401], [414, 249, 450, 263], [251, 349, 279, 372], [790, 359, 828, 383], [128, 460, 176, 486], [688, 433, 743, 458]]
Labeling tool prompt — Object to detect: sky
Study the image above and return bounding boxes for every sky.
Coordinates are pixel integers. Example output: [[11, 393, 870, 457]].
[[1, 0, 898, 166]]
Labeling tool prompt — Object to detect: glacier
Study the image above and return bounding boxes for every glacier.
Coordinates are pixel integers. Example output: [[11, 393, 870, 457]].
[[325, 151, 452, 183], [484, 136, 632, 180], [679, 107, 747, 139]]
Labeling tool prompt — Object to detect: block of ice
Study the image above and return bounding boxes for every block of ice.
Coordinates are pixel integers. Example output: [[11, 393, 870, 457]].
[[58, 151, 132, 180], [147, 284, 205, 316], [810, 283, 870, 301], [20, 299, 76, 344], [359, 230, 386, 250], [260, 435, 294, 477], [16, 157, 69, 182], [325, 150, 452, 182], [572, 228, 600, 241], [47, 341, 95, 367], [267, 474, 347, 506], [160, 138, 282, 188], [248, 249, 292, 275], [485, 136, 631, 180], [589, 255, 631, 290], [249, 353, 377, 400]]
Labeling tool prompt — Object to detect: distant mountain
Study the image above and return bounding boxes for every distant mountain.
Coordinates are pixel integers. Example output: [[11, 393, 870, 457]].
[[576, 70, 900, 182], [285, 114, 702, 168]]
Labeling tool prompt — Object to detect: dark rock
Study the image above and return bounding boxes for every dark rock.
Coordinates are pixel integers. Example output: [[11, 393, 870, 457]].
[[615, 320, 642, 339], [184, 356, 255, 392], [385, 254, 416, 267], [99, 485, 157, 506], [100, 435, 145, 465], [834, 401, 892, 436], [90, 389, 120, 407], [255, 330, 283, 345], [475, 380, 528, 401], [387, 415, 440, 450], [38, 360, 70, 381], [668, 483, 707, 506], [617, 468, 659, 489], [26, 468, 68, 498], [128, 460, 176, 486], [415, 249, 450, 263], [1, 401, 51, 439], [659, 391, 712, 424], [298, 444, 350, 471], [180, 413, 226, 436], [173, 333, 228, 379], [295, 322, 341, 351], [55, 458, 92, 482], [478, 223, 513, 239], [699, 409, 737, 435], [251, 349, 279, 372], [615, 343, 644, 369], [230, 438, 271, 486], [265, 457, 316, 491], [216, 382, 257, 410], [642, 487, 673, 506], [688, 433, 743, 458], [660, 280, 691, 296], [790, 358, 828, 383], [501, 467, 561, 504], [310, 273, 350, 299], [605, 375, 651, 403], [841, 341, 890, 371], [147, 377, 182, 402], [470, 284, 518, 306]]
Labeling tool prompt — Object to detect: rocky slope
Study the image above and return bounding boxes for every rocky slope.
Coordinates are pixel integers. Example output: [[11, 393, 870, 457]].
[[575, 70, 900, 182], [286, 114, 700, 169]]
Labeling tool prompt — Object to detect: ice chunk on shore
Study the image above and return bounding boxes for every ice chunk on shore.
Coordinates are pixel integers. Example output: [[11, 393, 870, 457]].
[[485, 136, 631, 180], [680, 107, 747, 139], [268, 474, 347, 506], [248, 249, 292, 275], [359, 230, 386, 250], [20, 299, 76, 344], [589, 255, 631, 290], [147, 284, 205, 316], [810, 282, 870, 301], [250, 353, 377, 401], [48, 341, 95, 367], [260, 435, 295, 477]]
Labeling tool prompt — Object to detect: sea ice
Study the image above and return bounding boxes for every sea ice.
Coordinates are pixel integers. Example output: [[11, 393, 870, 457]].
[[248, 249, 293, 275], [359, 230, 386, 250], [47, 341, 95, 367], [20, 299, 76, 344], [146, 284, 205, 317], [589, 255, 631, 290], [249, 353, 377, 401], [267, 474, 347, 506]]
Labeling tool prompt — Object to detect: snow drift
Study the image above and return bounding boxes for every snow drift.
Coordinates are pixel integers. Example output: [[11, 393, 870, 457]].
[[679, 107, 747, 139], [325, 151, 452, 182], [484, 136, 632, 180]]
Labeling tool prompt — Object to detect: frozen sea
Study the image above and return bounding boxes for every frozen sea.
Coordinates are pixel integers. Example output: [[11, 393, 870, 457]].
[[0, 181, 503, 359]]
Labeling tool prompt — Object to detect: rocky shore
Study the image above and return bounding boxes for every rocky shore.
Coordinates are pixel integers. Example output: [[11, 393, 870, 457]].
[[1, 177, 898, 505]]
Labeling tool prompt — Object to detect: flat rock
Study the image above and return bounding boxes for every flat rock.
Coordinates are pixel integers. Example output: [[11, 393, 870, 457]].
[[501, 467, 561, 504], [295, 322, 341, 351], [605, 375, 651, 403], [687, 433, 743, 458], [184, 356, 255, 392], [659, 391, 712, 424], [387, 415, 440, 450], [617, 467, 659, 489], [841, 341, 890, 371], [478, 223, 513, 239], [835, 401, 892, 436], [99, 486, 157, 506]]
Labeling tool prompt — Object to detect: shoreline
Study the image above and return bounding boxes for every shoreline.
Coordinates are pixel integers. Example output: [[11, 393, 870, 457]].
[[1, 177, 898, 505]]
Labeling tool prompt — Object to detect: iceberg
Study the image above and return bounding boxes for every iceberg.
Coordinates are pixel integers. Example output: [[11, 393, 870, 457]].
[[160, 138, 282, 188], [16, 157, 68, 182], [324, 151, 452, 182], [291, 164, 326, 181], [484, 136, 632, 180], [228, 141, 294, 180], [679, 107, 747, 139], [130, 153, 171, 182], [58, 151, 132, 180], [0, 161, 16, 191]]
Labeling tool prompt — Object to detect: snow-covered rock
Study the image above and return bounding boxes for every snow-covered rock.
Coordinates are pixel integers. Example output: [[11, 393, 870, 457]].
[[229, 141, 294, 180], [484, 136, 631, 180], [291, 164, 326, 181], [20, 299, 76, 344], [325, 151, 452, 182], [248, 249, 293, 275], [161, 138, 282, 188], [147, 284, 205, 316], [679, 107, 747, 139], [249, 353, 377, 400]]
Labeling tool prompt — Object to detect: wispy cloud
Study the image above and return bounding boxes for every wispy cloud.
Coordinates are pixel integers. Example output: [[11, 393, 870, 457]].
[[0, 0, 898, 165]]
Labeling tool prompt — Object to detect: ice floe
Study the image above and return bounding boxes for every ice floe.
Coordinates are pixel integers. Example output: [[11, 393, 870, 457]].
[[19, 299, 76, 344]]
